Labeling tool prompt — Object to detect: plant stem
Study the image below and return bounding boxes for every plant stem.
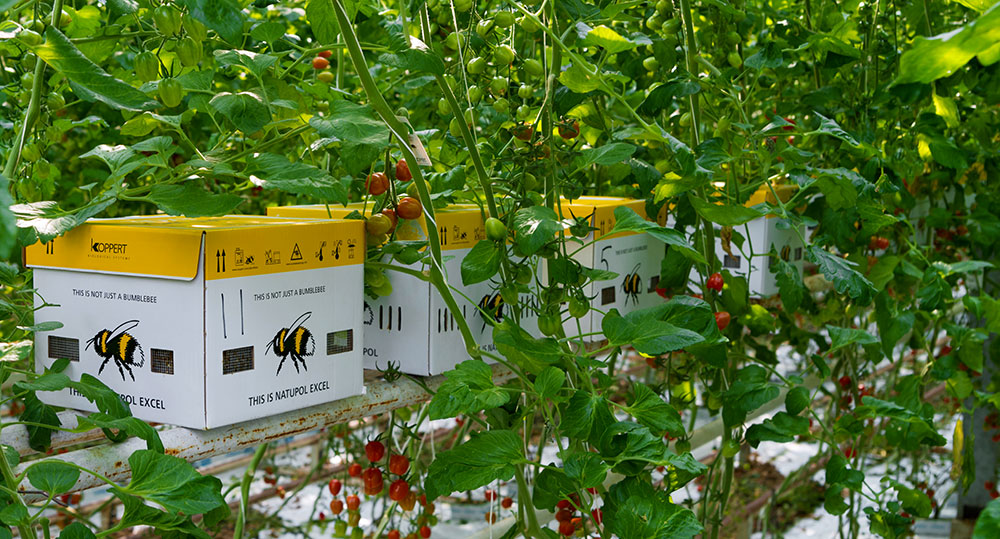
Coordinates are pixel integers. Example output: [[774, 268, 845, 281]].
[[234, 442, 269, 539]]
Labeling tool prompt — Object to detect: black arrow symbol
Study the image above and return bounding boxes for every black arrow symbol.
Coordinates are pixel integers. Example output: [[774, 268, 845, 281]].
[[221, 249, 226, 272], [216, 250, 220, 272]]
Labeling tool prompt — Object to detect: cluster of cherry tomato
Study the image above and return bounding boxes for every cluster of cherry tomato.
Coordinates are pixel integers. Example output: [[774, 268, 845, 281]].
[[552, 494, 602, 537], [364, 159, 423, 244], [312, 50, 335, 84]]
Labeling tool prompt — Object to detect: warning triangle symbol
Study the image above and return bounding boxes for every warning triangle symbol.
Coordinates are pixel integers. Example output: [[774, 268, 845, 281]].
[[290, 243, 303, 261]]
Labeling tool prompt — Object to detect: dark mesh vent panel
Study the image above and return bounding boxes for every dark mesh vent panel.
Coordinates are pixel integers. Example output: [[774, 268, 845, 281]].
[[327, 330, 353, 355], [150, 348, 174, 375], [48, 336, 79, 361], [222, 346, 254, 374]]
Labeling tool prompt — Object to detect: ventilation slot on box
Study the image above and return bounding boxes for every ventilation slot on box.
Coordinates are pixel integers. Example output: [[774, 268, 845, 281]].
[[222, 346, 254, 374], [795, 247, 803, 260], [601, 286, 616, 305], [150, 348, 174, 375], [648, 275, 660, 293], [327, 330, 353, 355], [723, 254, 741, 269], [48, 336, 79, 361]]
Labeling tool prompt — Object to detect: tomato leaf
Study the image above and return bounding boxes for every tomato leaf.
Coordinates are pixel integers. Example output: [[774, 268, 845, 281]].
[[576, 23, 651, 54], [560, 390, 612, 441], [771, 255, 806, 313], [973, 498, 1000, 538], [113, 492, 213, 538], [147, 183, 243, 217], [209, 92, 271, 134], [607, 206, 704, 263], [578, 142, 636, 166], [31, 28, 158, 111], [722, 365, 780, 426], [511, 206, 561, 256], [115, 450, 226, 515], [603, 476, 703, 538], [427, 360, 510, 420], [18, 392, 61, 452], [895, 5, 1000, 84], [248, 153, 348, 204], [785, 386, 811, 415], [533, 366, 565, 400], [602, 308, 704, 356], [309, 102, 391, 175], [460, 240, 502, 285], [688, 194, 766, 227], [27, 461, 80, 495], [178, 0, 245, 44], [745, 411, 809, 447], [57, 522, 96, 539], [826, 325, 878, 352], [623, 383, 685, 438], [306, 0, 340, 43], [493, 320, 562, 374], [807, 246, 876, 304], [423, 430, 523, 500], [559, 62, 601, 93]]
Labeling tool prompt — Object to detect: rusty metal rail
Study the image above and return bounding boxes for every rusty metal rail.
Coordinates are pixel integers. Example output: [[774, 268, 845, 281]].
[[4, 364, 514, 495]]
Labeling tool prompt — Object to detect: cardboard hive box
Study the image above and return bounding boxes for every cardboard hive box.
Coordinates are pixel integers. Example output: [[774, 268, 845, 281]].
[[268, 203, 515, 376], [26, 215, 365, 430], [556, 197, 666, 341]]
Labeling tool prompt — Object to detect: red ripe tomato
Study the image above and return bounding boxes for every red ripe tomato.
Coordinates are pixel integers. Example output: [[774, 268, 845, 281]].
[[330, 499, 344, 515], [348, 462, 362, 477], [388, 530, 401, 539], [318, 511, 326, 521], [396, 158, 412, 182], [389, 454, 410, 475], [555, 508, 573, 522], [312, 56, 330, 69], [591, 509, 603, 525], [838, 376, 852, 390], [655, 287, 668, 298], [707, 272, 724, 292], [420, 525, 432, 538], [346, 494, 360, 511], [425, 502, 436, 515], [397, 197, 423, 220], [363, 467, 384, 495], [558, 120, 580, 139], [366, 172, 389, 196], [501, 497, 513, 509], [556, 499, 572, 510], [843, 447, 857, 459], [400, 490, 417, 511], [484, 512, 497, 523], [714, 311, 731, 331], [318, 50, 333, 59], [389, 479, 409, 501], [986, 481, 996, 491], [484, 489, 498, 501], [558, 520, 575, 536], [366, 440, 385, 462], [328, 478, 342, 496], [512, 124, 533, 141]]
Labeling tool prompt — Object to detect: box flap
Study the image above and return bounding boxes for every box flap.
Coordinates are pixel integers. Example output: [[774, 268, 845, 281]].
[[559, 197, 647, 241], [268, 204, 486, 252], [203, 217, 364, 280], [24, 221, 204, 280]]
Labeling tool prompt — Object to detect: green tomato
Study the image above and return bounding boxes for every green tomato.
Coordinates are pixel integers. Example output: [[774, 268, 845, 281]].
[[494, 11, 516, 27], [333, 520, 348, 537], [183, 14, 208, 41], [492, 97, 509, 114], [176, 37, 202, 67], [568, 297, 589, 318], [716, 116, 731, 134], [476, 19, 495, 38], [17, 29, 43, 47], [721, 439, 740, 458], [406, 182, 420, 198], [500, 284, 518, 307], [537, 314, 561, 336], [519, 172, 538, 191], [135, 51, 160, 82], [663, 18, 681, 35], [515, 265, 533, 285], [20, 54, 36, 70], [46, 93, 65, 111], [674, 439, 692, 453], [522, 58, 544, 79], [468, 85, 483, 104], [727, 51, 742, 68], [464, 107, 475, 124], [726, 31, 742, 46], [437, 97, 452, 116], [645, 15, 663, 31], [485, 217, 507, 241], [467, 56, 487, 75], [493, 45, 515, 66], [679, 111, 692, 127], [515, 105, 531, 121], [153, 5, 182, 36], [518, 15, 541, 33], [517, 84, 533, 99], [158, 78, 184, 107], [20, 71, 34, 89], [20, 143, 41, 162], [489, 76, 507, 94], [449, 117, 463, 138], [656, 0, 671, 14], [444, 31, 465, 50], [642, 57, 659, 71]]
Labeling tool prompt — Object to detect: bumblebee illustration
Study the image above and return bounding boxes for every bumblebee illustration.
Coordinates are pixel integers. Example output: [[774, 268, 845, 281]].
[[780, 244, 791, 261], [86, 320, 145, 382], [476, 293, 504, 333], [363, 302, 374, 326], [266, 312, 316, 375], [622, 263, 642, 306]]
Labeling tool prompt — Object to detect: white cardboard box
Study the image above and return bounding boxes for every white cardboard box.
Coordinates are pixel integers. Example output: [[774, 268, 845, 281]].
[[26, 216, 366, 430], [557, 197, 666, 341], [268, 204, 513, 376]]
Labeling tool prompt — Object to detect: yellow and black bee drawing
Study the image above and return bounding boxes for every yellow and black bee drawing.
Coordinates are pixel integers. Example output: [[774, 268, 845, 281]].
[[266, 312, 315, 375], [622, 263, 642, 306], [476, 293, 504, 333], [86, 320, 145, 382], [780, 244, 791, 261]]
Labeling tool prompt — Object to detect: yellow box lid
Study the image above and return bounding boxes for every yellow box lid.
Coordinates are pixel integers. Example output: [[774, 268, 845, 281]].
[[25, 215, 364, 280], [557, 197, 648, 240], [268, 203, 488, 251]]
